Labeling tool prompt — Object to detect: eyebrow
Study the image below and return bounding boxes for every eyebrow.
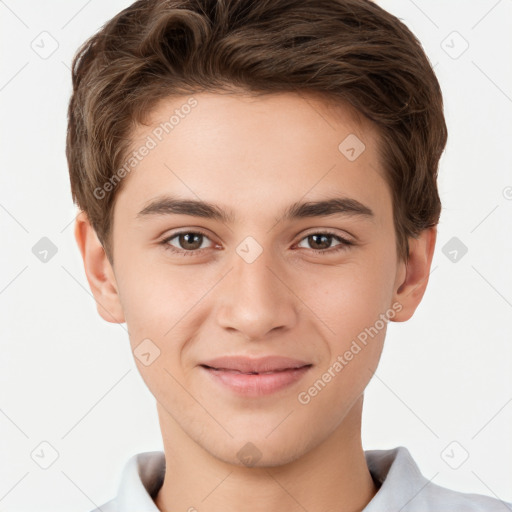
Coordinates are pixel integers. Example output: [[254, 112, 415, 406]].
[[136, 195, 375, 224]]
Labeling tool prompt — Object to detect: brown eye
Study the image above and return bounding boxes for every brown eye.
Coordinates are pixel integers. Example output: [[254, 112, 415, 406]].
[[297, 231, 353, 254], [307, 234, 334, 250], [176, 232, 204, 250], [161, 231, 214, 254]]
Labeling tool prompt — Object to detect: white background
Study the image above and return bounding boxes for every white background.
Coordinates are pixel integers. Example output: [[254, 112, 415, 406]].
[[0, 1, 511, 510]]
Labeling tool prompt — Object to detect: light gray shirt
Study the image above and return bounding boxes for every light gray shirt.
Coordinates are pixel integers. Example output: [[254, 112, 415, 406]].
[[91, 446, 510, 511]]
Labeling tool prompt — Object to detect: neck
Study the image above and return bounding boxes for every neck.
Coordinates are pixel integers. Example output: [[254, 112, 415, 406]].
[[154, 396, 378, 512]]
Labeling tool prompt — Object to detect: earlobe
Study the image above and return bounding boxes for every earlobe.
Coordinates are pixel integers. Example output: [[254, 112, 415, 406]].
[[73, 211, 125, 324], [391, 226, 437, 323]]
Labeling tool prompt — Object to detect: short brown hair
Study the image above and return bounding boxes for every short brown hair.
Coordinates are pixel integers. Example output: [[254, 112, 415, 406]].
[[66, 0, 447, 265]]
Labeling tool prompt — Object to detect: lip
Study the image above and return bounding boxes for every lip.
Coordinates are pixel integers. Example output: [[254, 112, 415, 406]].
[[199, 355, 312, 396], [200, 355, 311, 373]]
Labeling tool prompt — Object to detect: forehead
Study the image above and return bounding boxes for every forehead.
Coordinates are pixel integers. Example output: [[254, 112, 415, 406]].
[[114, 91, 390, 228]]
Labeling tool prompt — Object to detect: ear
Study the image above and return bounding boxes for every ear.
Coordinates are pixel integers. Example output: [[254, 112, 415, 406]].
[[391, 226, 437, 322], [73, 210, 125, 324]]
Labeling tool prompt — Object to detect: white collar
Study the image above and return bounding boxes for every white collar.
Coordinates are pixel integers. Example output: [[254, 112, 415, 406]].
[[106, 446, 506, 512], [116, 451, 165, 512]]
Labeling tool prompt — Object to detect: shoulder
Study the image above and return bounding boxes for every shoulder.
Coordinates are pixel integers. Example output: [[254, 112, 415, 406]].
[[364, 446, 510, 512], [87, 451, 165, 512], [418, 479, 510, 511]]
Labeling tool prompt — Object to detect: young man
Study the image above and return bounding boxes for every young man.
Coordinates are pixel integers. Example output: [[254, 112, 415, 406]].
[[67, 0, 509, 510]]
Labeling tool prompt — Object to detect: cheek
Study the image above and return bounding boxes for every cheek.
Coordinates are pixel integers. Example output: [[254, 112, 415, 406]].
[[115, 263, 206, 402], [298, 256, 394, 342], [294, 252, 395, 401], [116, 255, 205, 330], [296, 266, 391, 416], [115, 262, 223, 379]]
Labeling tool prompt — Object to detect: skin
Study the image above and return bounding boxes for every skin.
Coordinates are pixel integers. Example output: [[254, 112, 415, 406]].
[[74, 91, 436, 512]]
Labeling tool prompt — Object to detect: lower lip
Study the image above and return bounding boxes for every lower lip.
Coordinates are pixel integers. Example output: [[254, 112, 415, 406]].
[[201, 365, 312, 396]]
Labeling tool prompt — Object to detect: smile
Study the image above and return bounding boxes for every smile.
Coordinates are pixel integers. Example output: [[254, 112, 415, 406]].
[[200, 364, 312, 396]]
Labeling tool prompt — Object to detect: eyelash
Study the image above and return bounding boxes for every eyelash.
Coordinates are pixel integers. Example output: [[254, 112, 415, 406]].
[[159, 230, 354, 257]]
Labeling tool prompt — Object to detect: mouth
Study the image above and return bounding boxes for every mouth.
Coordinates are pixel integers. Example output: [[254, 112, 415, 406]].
[[200, 364, 311, 375], [199, 358, 313, 396], [199, 355, 312, 374]]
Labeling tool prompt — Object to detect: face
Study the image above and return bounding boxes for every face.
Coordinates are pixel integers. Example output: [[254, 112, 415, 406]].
[[80, 91, 430, 467]]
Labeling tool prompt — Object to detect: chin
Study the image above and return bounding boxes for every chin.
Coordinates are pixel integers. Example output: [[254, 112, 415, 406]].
[[203, 429, 315, 469]]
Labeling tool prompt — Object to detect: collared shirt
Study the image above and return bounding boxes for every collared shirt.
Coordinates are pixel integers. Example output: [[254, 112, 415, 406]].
[[91, 446, 510, 511]]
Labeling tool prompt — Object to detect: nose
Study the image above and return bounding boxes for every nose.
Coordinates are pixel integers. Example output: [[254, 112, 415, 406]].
[[215, 244, 299, 341]]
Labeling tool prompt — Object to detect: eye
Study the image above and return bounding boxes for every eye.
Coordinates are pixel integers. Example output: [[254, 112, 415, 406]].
[[296, 231, 354, 254], [160, 230, 215, 255], [159, 229, 354, 257]]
